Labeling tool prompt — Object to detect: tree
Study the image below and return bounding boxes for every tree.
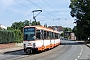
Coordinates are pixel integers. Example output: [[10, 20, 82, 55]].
[[0, 27, 2, 30], [69, 0, 90, 40], [64, 27, 72, 32], [31, 21, 41, 26], [11, 21, 24, 30], [23, 20, 29, 26], [10, 20, 41, 30]]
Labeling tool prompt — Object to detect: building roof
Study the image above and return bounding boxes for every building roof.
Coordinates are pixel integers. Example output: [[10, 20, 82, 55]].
[[48, 26, 64, 31]]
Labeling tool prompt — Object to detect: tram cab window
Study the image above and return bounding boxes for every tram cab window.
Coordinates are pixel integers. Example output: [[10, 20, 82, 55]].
[[24, 27, 35, 40], [24, 34, 28, 40]]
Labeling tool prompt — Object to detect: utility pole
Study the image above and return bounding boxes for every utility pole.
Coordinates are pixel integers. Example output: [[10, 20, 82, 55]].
[[32, 10, 42, 25]]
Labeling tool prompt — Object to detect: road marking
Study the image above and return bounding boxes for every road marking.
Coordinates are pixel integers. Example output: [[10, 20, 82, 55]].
[[75, 45, 83, 60], [78, 56, 80, 58], [79, 45, 83, 56], [75, 59, 77, 60], [77, 45, 83, 59]]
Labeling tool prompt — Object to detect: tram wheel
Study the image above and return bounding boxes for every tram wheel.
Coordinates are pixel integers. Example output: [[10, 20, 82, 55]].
[[26, 49, 32, 54]]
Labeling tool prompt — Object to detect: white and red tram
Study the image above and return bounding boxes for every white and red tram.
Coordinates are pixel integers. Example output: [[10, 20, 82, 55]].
[[23, 26, 60, 54]]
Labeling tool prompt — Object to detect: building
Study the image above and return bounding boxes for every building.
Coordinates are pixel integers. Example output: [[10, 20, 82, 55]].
[[70, 32, 76, 40], [0, 24, 7, 30], [64, 31, 76, 40], [48, 26, 64, 34]]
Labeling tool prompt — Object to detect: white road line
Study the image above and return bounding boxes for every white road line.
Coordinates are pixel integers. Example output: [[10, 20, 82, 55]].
[[78, 56, 80, 58], [79, 45, 83, 57], [75, 59, 77, 60], [75, 45, 83, 60]]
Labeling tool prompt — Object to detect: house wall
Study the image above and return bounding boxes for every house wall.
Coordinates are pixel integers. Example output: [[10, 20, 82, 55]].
[[0, 24, 7, 30]]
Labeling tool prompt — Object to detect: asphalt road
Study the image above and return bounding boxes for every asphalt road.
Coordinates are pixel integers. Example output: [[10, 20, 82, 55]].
[[0, 40, 90, 60]]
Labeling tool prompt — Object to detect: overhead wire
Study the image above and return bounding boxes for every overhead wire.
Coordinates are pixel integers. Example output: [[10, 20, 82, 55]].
[[12, 0, 72, 27], [13, 0, 52, 20], [26, 0, 58, 18], [13, 0, 31, 9], [42, 0, 66, 20]]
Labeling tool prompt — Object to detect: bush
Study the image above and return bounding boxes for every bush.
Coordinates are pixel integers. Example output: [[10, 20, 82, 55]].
[[0, 30, 23, 44], [14, 30, 23, 43], [0, 30, 15, 44]]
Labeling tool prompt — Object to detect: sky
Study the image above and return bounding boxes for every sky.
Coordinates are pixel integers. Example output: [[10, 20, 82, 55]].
[[0, 0, 76, 29]]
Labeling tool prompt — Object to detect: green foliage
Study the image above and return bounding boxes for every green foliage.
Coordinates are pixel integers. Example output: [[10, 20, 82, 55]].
[[10, 20, 41, 31], [0, 27, 2, 30], [64, 27, 72, 32], [11, 21, 24, 30], [14, 30, 23, 43], [60, 33, 64, 36], [0, 30, 15, 44], [0, 30, 23, 43], [69, 0, 90, 40], [31, 21, 41, 26], [24, 20, 30, 26], [2, 20, 41, 43]]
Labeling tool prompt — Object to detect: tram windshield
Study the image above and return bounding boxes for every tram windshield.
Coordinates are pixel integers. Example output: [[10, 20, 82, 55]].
[[24, 27, 35, 41]]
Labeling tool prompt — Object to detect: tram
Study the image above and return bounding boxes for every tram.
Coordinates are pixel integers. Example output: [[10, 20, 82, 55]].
[[23, 26, 60, 54]]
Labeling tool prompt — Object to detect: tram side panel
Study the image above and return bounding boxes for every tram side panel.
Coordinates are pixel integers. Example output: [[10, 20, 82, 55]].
[[35, 40, 43, 51], [55, 39, 60, 46], [50, 39, 55, 48], [43, 39, 50, 49], [36, 39, 51, 51]]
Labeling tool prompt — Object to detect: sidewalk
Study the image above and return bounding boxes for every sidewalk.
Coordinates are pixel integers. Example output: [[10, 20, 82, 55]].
[[0, 42, 89, 54], [0, 46, 23, 54], [76, 41, 90, 48]]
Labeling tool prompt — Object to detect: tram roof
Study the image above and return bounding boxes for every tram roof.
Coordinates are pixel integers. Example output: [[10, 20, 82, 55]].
[[24, 26, 60, 33]]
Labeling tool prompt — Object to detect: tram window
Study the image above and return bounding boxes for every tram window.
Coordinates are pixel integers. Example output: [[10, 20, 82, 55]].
[[47, 32, 50, 39], [36, 30, 41, 39], [41, 30, 44, 39], [55, 33, 58, 39], [55, 33, 56, 39], [58, 34, 60, 39], [52, 32, 54, 39], [44, 31, 47, 39], [50, 32, 52, 39], [53, 33, 55, 39], [56, 34, 58, 39]]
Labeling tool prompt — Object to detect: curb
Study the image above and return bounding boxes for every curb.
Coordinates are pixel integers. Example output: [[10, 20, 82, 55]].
[[86, 44, 90, 48]]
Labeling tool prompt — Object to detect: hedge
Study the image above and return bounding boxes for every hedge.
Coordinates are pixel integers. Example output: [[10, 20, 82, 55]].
[[0, 30, 23, 44], [14, 30, 23, 43], [0, 30, 15, 44]]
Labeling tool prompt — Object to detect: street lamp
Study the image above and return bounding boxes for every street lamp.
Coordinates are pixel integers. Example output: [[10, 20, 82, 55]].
[[32, 10, 42, 25]]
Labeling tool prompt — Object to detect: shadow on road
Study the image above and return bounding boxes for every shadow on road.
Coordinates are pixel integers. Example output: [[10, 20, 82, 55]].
[[3, 49, 46, 55]]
